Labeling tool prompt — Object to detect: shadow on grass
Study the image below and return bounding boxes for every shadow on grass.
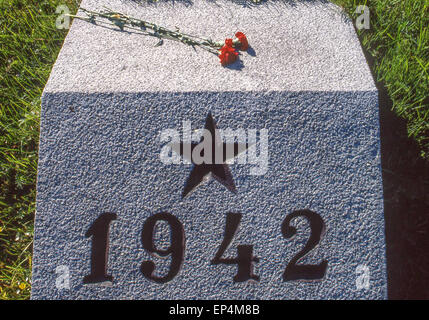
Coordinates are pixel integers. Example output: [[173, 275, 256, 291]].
[[360, 43, 429, 300]]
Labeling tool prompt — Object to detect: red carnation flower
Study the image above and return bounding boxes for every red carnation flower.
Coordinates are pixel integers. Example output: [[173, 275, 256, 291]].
[[219, 38, 238, 66], [235, 32, 248, 51], [225, 38, 233, 48]]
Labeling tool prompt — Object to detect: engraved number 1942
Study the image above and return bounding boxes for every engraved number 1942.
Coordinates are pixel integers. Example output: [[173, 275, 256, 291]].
[[84, 210, 327, 284]]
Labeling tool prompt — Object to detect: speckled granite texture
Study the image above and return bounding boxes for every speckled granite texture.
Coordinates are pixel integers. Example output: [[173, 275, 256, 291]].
[[31, 0, 386, 299]]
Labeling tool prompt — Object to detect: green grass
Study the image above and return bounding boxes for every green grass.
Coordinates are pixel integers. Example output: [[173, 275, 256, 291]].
[[0, 0, 79, 299], [0, 0, 427, 299], [334, 0, 429, 158]]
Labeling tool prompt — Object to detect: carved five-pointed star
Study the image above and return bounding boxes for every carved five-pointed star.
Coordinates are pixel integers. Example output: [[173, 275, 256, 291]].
[[171, 112, 249, 198]]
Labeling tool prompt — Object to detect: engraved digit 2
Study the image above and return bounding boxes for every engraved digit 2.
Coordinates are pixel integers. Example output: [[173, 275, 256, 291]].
[[84, 212, 117, 284], [140, 212, 185, 283], [282, 209, 327, 281]]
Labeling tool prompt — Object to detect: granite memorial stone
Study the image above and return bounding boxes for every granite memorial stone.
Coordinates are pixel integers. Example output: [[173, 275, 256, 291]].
[[31, 0, 387, 299]]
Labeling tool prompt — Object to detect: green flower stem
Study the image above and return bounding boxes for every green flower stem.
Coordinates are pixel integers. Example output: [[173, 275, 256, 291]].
[[67, 7, 242, 55]]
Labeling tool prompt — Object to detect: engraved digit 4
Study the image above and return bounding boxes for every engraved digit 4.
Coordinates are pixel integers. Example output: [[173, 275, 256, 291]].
[[140, 212, 185, 283], [84, 212, 117, 284], [281, 209, 327, 281], [211, 212, 259, 282]]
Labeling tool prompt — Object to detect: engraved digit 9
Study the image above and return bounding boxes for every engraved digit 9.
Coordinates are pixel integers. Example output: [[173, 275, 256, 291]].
[[281, 209, 328, 281], [140, 212, 185, 283]]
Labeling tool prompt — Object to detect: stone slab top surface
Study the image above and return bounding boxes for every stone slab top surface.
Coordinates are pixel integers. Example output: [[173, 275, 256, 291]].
[[44, 0, 376, 93]]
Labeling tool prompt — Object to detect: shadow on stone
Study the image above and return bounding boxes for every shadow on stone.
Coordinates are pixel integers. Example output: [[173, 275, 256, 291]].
[[247, 46, 256, 57], [225, 59, 244, 70]]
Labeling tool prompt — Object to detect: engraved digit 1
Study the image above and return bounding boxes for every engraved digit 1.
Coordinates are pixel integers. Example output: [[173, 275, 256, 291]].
[[84, 212, 117, 284], [282, 209, 328, 281], [140, 212, 185, 283]]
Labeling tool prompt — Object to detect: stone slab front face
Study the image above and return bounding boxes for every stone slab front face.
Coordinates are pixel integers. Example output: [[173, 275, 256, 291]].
[[31, 0, 387, 299]]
